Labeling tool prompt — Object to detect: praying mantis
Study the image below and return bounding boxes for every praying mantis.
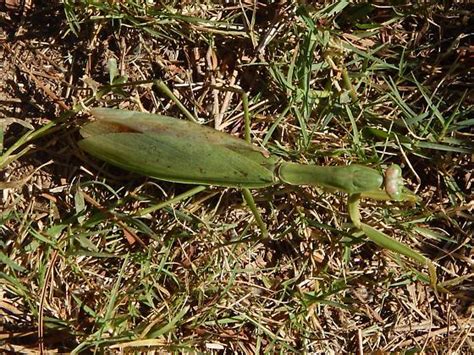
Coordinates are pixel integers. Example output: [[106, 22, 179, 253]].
[[78, 83, 438, 290]]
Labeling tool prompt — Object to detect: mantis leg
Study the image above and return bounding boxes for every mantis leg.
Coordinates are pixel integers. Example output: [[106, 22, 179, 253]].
[[135, 185, 207, 217], [154, 80, 199, 123], [154, 80, 268, 237], [348, 188, 439, 291], [240, 90, 269, 238], [348, 193, 362, 229], [208, 84, 269, 237]]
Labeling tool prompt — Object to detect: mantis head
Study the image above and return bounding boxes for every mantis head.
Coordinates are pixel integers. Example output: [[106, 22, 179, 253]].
[[384, 164, 404, 201]]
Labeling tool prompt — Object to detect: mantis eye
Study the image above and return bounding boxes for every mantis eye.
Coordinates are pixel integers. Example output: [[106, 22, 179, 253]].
[[384, 164, 403, 201]]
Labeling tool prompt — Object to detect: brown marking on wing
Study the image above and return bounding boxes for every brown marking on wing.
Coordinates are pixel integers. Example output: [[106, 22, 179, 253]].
[[80, 120, 141, 139], [100, 121, 141, 133]]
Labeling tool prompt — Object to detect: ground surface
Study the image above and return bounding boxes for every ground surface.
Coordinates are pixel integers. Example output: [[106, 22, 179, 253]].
[[1, 1, 473, 353]]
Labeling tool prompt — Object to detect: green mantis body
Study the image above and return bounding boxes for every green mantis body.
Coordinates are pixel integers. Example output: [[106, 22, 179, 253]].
[[79, 108, 437, 290], [79, 108, 392, 197]]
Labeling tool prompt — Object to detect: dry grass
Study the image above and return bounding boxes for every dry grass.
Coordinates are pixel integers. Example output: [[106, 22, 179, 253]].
[[1, 1, 473, 353]]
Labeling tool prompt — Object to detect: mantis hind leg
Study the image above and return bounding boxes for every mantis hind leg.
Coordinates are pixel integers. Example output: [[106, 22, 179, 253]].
[[176, 82, 269, 238], [239, 89, 268, 237]]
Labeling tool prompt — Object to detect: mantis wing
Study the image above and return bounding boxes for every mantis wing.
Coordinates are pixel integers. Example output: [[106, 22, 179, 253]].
[[79, 108, 279, 188]]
